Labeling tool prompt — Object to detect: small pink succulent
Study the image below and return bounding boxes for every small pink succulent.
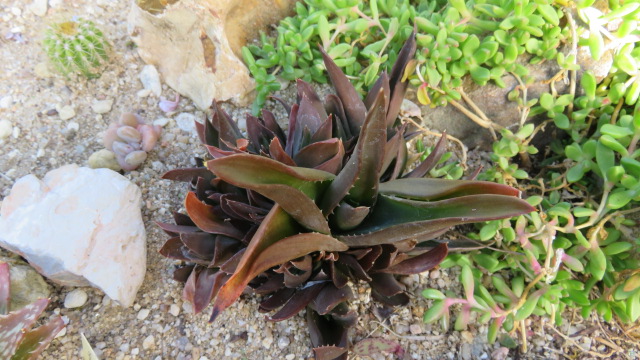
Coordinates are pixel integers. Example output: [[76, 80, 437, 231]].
[[103, 112, 161, 171]]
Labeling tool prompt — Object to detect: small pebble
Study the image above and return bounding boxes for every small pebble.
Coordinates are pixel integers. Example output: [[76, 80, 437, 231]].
[[0, 119, 12, 139], [153, 117, 170, 127], [169, 304, 180, 317], [175, 112, 197, 134], [137, 308, 150, 320], [64, 289, 88, 308], [139, 65, 162, 97], [277, 336, 290, 349], [142, 335, 155, 350], [0, 95, 13, 109], [92, 98, 114, 114], [409, 324, 422, 335], [285, 355, 295, 360], [57, 105, 76, 120], [87, 149, 122, 171], [29, 0, 48, 17], [34, 62, 53, 78]]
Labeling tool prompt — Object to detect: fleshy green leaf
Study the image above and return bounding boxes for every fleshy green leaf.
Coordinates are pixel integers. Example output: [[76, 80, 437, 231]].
[[379, 178, 522, 200]]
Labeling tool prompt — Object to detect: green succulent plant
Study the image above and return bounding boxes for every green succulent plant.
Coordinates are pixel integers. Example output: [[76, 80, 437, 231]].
[[0, 262, 65, 360], [159, 33, 533, 358], [42, 18, 109, 79]]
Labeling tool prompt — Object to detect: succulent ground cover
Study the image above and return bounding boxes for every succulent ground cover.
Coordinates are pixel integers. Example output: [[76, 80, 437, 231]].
[[158, 33, 534, 358]]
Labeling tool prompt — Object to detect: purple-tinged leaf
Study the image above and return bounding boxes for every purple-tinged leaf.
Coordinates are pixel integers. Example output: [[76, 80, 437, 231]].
[[326, 261, 350, 289], [173, 211, 197, 227], [0, 298, 49, 357], [379, 178, 525, 200], [221, 197, 268, 223], [173, 265, 194, 283], [294, 139, 343, 169], [280, 256, 312, 288], [370, 273, 405, 298], [262, 110, 286, 145], [269, 137, 296, 166], [319, 45, 366, 134], [156, 221, 202, 236], [308, 309, 349, 360], [185, 192, 244, 239], [219, 248, 246, 274], [353, 338, 405, 359], [285, 104, 300, 156], [311, 284, 353, 315], [162, 168, 214, 183], [386, 31, 416, 126], [314, 142, 346, 175], [13, 315, 65, 360], [378, 243, 448, 275], [311, 114, 334, 144], [380, 126, 404, 177], [365, 71, 390, 112], [339, 194, 534, 246], [333, 201, 370, 231], [293, 95, 324, 154], [259, 288, 296, 312], [159, 94, 180, 113], [270, 95, 292, 115], [321, 90, 387, 215], [0, 263, 9, 315], [337, 254, 371, 282], [313, 345, 348, 360], [207, 154, 334, 233], [369, 245, 400, 271], [209, 206, 347, 322], [268, 283, 326, 321], [297, 79, 328, 120], [252, 273, 284, 294], [246, 114, 273, 152], [404, 132, 448, 178], [196, 111, 219, 147], [211, 102, 242, 150], [372, 289, 410, 306], [325, 94, 351, 139], [358, 245, 383, 272], [180, 233, 216, 258], [205, 144, 240, 159], [185, 268, 228, 314], [159, 237, 190, 261]]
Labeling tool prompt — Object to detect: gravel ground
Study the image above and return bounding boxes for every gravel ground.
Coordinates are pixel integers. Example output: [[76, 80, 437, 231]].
[[1, 1, 639, 360]]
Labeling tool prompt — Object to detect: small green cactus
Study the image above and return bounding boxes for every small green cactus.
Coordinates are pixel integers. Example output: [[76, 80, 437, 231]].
[[42, 18, 109, 79]]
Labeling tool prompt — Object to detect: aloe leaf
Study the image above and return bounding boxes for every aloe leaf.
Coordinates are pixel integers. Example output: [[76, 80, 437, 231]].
[[292, 95, 324, 154], [207, 154, 335, 233], [379, 178, 523, 200], [319, 45, 367, 134], [311, 284, 354, 315], [211, 102, 242, 150], [297, 79, 328, 120], [404, 132, 447, 178], [268, 137, 296, 166], [184, 192, 244, 239], [338, 194, 534, 246], [386, 31, 417, 126], [269, 284, 327, 321], [294, 139, 343, 169], [12, 315, 65, 360], [333, 202, 370, 231], [378, 243, 448, 275], [325, 94, 352, 139], [209, 206, 347, 322], [161, 168, 214, 183], [0, 298, 49, 357], [0, 262, 9, 315], [321, 91, 387, 215], [364, 71, 390, 111]]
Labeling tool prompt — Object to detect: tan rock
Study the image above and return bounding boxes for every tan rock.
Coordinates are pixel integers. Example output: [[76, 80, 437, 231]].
[[127, 0, 295, 109]]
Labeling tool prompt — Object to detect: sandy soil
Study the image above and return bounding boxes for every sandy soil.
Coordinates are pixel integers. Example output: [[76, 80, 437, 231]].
[[0, 1, 638, 359]]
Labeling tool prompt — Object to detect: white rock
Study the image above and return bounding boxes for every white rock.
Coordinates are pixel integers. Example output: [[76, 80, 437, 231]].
[[28, 0, 47, 17], [169, 304, 180, 317], [91, 98, 114, 114], [139, 65, 162, 97], [0, 165, 147, 307], [142, 335, 155, 350], [57, 105, 76, 120], [153, 117, 170, 127], [0, 96, 13, 109], [137, 308, 150, 320], [175, 113, 197, 134], [64, 289, 88, 308], [0, 120, 12, 140]]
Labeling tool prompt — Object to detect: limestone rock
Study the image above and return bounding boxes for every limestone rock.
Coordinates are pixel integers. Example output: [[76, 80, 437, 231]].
[[0, 164, 146, 307], [127, 0, 296, 109]]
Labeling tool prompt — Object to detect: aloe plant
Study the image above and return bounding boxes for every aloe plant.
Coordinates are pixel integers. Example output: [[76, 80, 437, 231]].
[[159, 33, 534, 359], [0, 262, 65, 360]]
